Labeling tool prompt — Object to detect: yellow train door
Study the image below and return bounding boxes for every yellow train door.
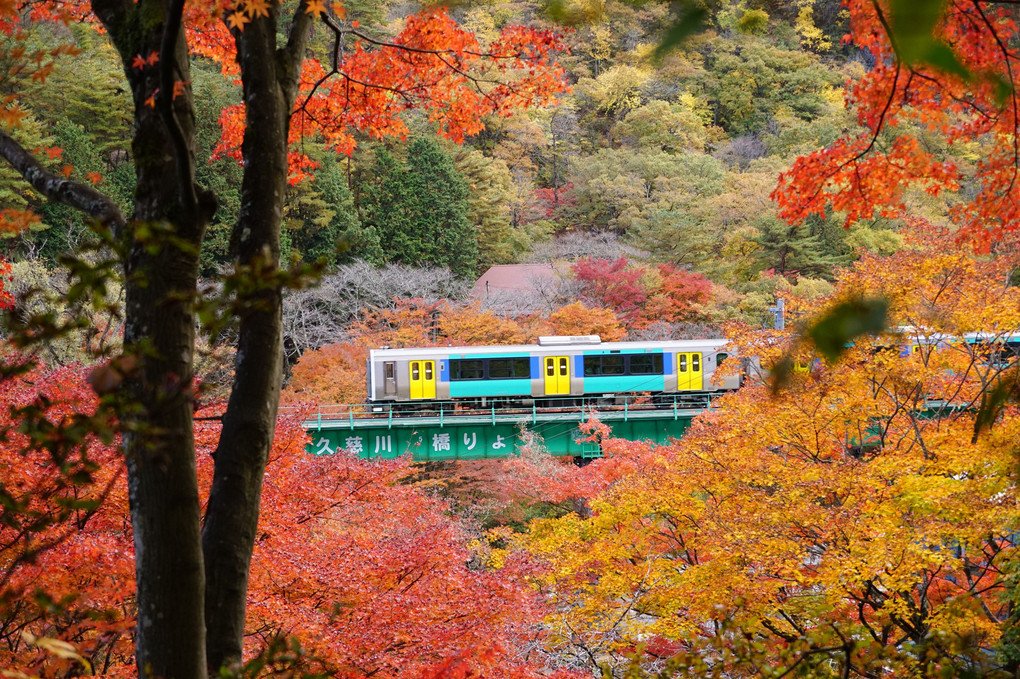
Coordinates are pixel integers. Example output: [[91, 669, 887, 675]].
[[544, 356, 570, 395], [409, 360, 436, 399], [676, 352, 703, 391], [689, 352, 702, 390]]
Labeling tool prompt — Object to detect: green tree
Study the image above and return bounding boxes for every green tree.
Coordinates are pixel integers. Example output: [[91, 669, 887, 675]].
[[364, 138, 477, 275], [406, 137, 477, 275], [752, 213, 846, 278], [32, 121, 107, 260], [304, 157, 382, 266], [360, 146, 415, 262]]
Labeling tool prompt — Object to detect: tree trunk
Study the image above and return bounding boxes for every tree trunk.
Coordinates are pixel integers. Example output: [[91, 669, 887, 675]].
[[202, 7, 311, 671], [93, 1, 211, 675]]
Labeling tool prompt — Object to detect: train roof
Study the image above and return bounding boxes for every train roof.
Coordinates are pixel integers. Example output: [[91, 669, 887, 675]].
[[368, 337, 732, 359]]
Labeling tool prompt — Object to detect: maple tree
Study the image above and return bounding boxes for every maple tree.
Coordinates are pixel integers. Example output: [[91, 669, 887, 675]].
[[438, 302, 530, 346], [522, 228, 1020, 676], [569, 257, 716, 329], [0, 361, 135, 676], [772, 0, 1020, 248], [640, 264, 712, 325], [0, 362, 579, 678], [0, 2, 566, 676], [541, 301, 627, 340], [284, 340, 368, 406], [243, 429, 567, 679], [571, 257, 647, 323]]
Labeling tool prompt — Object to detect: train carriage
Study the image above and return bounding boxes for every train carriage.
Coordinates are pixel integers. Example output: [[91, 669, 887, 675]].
[[366, 335, 739, 407]]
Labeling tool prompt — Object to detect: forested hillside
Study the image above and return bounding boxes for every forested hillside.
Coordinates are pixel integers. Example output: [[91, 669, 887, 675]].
[[2, 0, 915, 337]]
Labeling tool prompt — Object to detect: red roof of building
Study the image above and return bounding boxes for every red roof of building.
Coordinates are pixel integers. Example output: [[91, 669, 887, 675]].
[[470, 264, 560, 299]]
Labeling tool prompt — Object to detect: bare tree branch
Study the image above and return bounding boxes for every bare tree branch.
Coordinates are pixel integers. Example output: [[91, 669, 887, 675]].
[[0, 129, 126, 235]]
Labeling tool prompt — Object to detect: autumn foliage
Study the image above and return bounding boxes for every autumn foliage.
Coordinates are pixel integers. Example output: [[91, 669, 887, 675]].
[[1, 1, 566, 196], [521, 229, 1020, 676], [773, 0, 1020, 249], [0, 363, 134, 676], [192, 4, 567, 181], [572, 257, 713, 327], [0, 362, 570, 677]]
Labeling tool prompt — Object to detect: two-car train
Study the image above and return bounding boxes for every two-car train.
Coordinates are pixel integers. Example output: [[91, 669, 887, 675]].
[[364, 329, 1020, 410], [366, 335, 740, 409]]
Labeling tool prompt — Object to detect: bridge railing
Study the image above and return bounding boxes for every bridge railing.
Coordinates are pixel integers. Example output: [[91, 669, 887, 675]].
[[283, 393, 714, 428]]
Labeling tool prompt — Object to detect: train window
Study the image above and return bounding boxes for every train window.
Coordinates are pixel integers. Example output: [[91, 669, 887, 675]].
[[451, 359, 484, 380], [489, 357, 531, 379], [679, 354, 688, 373], [629, 354, 664, 375], [584, 356, 617, 376], [489, 359, 511, 378], [411, 362, 420, 379], [425, 363, 433, 379], [693, 354, 700, 371], [547, 360, 555, 376], [384, 362, 395, 379], [716, 353, 728, 366]]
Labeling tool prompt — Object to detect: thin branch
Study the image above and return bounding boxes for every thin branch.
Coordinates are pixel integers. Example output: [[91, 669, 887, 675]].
[[969, 0, 1020, 194]]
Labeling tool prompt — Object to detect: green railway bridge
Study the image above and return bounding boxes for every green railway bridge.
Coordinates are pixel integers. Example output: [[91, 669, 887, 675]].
[[299, 394, 714, 462]]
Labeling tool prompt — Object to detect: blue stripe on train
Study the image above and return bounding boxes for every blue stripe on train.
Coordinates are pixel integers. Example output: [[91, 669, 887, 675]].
[[439, 359, 449, 382]]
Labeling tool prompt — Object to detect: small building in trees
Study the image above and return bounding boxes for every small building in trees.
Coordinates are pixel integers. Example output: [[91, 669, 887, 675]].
[[471, 264, 567, 313]]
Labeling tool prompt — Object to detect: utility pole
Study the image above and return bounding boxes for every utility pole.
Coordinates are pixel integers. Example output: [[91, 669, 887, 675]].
[[769, 298, 785, 330]]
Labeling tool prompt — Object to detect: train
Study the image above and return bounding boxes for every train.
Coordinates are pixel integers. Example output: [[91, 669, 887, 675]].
[[364, 329, 1020, 410], [365, 335, 741, 409]]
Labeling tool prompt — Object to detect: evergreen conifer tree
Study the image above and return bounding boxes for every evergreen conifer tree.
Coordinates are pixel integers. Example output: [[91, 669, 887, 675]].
[[363, 138, 476, 276], [405, 137, 476, 276], [314, 160, 382, 265], [753, 213, 847, 279]]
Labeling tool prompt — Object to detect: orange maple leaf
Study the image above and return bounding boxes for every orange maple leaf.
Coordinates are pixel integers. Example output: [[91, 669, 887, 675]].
[[244, 0, 270, 19], [60, 165, 72, 178], [0, 208, 43, 234], [86, 172, 103, 184], [0, 106, 26, 129], [144, 90, 159, 109], [227, 11, 249, 31], [131, 54, 147, 70], [332, 2, 346, 19], [146, 50, 159, 66], [304, 0, 326, 18], [43, 146, 63, 160], [173, 80, 190, 99]]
